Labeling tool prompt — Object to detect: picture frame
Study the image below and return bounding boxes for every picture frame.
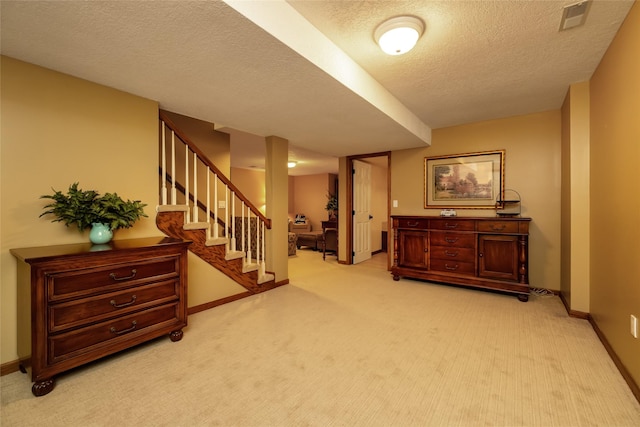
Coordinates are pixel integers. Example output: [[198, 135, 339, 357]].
[[424, 150, 505, 209]]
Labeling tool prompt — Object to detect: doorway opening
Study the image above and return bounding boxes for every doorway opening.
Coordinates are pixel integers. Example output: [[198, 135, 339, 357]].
[[345, 152, 391, 269]]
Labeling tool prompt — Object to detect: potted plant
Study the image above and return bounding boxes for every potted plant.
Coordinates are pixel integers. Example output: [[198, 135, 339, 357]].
[[325, 193, 338, 220], [40, 182, 148, 244]]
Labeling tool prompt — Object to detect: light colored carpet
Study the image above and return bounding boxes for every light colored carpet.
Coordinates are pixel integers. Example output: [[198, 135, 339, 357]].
[[2, 249, 639, 426]]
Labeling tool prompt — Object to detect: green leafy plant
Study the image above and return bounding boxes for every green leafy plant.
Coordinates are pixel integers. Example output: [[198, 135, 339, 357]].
[[325, 193, 338, 212], [40, 182, 148, 232]]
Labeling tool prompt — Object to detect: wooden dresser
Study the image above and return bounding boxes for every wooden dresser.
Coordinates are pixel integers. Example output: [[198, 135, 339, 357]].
[[391, 216, 531, 301], [11, 237, 191, 396]]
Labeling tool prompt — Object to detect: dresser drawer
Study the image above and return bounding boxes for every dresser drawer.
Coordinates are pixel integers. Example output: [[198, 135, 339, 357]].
[[49, 280, 179, 333], [477, 221, 520, 233], [430, 246, 475, 262], [429, 219, 475, 231], [48, 257, 179, 301], [430, 232, 476, 248], [430, 259, 475, 275], [48, 303, 180, 363], [396, 218, 429, 229]]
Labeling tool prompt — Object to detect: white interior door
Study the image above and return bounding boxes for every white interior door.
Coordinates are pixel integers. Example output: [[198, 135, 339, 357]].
[[353, 159, 372, 264]]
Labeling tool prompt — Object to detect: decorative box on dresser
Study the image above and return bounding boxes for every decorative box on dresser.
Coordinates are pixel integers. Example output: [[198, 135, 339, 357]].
[[391, 216, 531, 301], [10, 237, 191, 396]]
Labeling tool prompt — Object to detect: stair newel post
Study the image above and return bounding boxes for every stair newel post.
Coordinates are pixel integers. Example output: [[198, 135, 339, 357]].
[[213, 173, 219, 239], [161, 122, 167, 205], [206, 167, 210, 239], [184, 143, 190, 223], [171, 130, 177, 205], [192, 153, 198, 223]]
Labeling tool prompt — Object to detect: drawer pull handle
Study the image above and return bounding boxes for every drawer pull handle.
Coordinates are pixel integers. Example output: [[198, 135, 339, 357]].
[[445, 264, 459, 271], [110, 295, 137, 308], [491, 224, 505, 231], [110, 321, 137, 335], [444, 250, 459, 257], [445, 237, 458, 243], [109, 269, 137, 281], [445, 223, 458, 229], [407, 221, 419, 227]]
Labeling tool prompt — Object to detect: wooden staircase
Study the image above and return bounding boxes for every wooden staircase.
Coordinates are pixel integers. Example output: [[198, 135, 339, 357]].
[[158, 112, 277, 294]]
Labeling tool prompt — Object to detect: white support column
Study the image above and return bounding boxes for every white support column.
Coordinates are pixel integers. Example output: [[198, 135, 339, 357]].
[[265, 136, 289, 282]]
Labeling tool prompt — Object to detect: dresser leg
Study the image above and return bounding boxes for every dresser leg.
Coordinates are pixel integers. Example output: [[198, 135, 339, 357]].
[[169, 329, 184, 342], [32, 378, 55, 396], [517, 294, 529, 302]]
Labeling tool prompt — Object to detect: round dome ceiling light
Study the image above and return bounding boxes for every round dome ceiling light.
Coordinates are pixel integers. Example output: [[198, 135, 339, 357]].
[[374, 15, 424, 55]]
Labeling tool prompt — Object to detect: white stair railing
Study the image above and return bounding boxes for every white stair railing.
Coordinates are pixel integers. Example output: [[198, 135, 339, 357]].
[[159, 113, 271, 271]]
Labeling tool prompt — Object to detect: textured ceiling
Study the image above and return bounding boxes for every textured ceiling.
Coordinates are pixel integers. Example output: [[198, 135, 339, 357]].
[[1, 0, 634, 176]]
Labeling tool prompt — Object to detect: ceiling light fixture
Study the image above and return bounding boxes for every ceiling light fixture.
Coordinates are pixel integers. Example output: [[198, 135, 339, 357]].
[[374, 15, 424, 55], [287, 161, 297, 168]]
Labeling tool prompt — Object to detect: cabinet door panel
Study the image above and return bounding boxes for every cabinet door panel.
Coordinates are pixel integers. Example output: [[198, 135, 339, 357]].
[[478, 235, 519, 281], [398, 231, 428, 268]]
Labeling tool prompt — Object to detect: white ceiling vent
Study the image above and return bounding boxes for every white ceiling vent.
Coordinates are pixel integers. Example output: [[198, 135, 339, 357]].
[[559, 1, 591, 31]]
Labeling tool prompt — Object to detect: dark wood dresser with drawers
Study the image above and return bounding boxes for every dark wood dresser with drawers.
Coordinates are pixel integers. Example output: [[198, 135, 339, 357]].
[[391, 216, 531, 301], [11, 237, 191, 396]]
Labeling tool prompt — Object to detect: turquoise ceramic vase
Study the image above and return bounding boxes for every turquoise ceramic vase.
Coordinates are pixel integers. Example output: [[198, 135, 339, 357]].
[[89, 223, 113, 244]]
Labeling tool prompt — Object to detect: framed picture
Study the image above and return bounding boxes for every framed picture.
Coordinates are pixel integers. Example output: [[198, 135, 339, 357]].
[[424, 150, 505, 209]]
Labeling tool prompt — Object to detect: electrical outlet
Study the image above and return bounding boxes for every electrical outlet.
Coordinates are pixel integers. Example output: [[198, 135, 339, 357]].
[[218, 201, 226, 209], [392, 200, 398, 208], [631, 315, 638, 339]]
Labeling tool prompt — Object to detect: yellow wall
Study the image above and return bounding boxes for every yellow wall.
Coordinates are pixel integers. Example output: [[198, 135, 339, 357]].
[[0, 57, 251, 365], [1, 57, 161, 363], [231, 167, 266, 214], [589, 1, 640, 387], [292, 174, 332, 231], [391, 111, 562, 292], [560, 82, 591, 313]]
